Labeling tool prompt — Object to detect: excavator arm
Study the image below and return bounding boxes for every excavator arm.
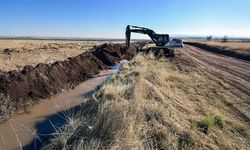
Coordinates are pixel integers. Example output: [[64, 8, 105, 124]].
[[126, 25, 169, 48]]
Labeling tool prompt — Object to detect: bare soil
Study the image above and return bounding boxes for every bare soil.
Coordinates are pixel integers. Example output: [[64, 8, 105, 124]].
[[174, 45, 250, 122]]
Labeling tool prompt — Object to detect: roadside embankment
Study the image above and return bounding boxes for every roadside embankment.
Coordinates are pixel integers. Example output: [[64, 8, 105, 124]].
[[185, 42, 250, 61]]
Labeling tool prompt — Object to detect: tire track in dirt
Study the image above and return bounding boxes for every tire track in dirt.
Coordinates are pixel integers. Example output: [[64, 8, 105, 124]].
[[175, 45, 250, 122], [186, 47, 250, 81], [178, 45, 250, 96]]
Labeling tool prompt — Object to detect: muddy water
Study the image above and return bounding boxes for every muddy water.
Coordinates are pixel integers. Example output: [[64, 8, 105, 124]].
[[0, 64, 121, 150]]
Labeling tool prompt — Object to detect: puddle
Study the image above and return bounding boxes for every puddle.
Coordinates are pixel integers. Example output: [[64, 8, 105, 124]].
[[0, 63, 123, 150]]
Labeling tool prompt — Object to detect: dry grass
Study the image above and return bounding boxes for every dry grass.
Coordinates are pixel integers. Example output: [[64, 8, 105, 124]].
[[43, 53, 249, 150], [200, 41, 250, 55], [0, 39, 122, 71]]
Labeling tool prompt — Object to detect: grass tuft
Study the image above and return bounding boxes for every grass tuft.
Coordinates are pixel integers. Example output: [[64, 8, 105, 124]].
[[214, 115, 224, 129], [178, 133, 195, 150], [204, 114, 215, 128]]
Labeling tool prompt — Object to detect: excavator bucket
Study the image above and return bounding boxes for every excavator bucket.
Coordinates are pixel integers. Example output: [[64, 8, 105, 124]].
[[125, 25, 131, 48]]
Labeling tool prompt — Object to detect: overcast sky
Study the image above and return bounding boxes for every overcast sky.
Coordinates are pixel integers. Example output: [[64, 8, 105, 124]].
[[0, 0, 249, 38]]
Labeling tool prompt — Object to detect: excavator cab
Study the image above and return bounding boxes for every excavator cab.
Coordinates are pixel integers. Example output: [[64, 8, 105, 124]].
[[156, 34, 169, 46]]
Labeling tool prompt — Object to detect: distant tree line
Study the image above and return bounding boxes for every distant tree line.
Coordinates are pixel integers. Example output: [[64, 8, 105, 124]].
[[207, 35, 212, 41], [222, 35, 228, 42], [206, 35, 229, 42]]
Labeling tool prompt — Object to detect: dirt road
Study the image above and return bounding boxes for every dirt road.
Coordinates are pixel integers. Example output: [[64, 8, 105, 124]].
[[175, 45, 250, 122]]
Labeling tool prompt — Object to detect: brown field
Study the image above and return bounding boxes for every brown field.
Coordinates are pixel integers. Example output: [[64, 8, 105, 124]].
[[199, 41, 250, 55], [0, 39, 122, 71]]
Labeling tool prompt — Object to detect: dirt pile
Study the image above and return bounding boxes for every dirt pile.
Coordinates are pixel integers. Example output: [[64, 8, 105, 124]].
[[185, 42, 250, 61], [92, 44, 122, 66], [0, 43, 143, 123]]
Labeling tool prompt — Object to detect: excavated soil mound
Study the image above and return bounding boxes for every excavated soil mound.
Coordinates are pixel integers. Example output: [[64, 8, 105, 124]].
[[92, 44, 122, 66], [185, 42, 250, 61], [0, 43, 143, 123]]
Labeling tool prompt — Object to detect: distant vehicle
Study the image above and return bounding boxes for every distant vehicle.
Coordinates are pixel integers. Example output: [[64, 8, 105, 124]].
[[165, 39, 184, 48]]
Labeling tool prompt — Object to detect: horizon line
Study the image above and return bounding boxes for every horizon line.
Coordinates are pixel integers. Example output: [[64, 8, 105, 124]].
[[0, 35, 250, 40]]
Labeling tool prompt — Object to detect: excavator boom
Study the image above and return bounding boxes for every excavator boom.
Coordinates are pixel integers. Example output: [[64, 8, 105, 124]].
[[125, 25, 169, 48]]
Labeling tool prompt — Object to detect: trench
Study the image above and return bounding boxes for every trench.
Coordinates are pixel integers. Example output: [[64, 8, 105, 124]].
[[0, 43, 142, 124], [0, 42, 144, 149], [0, 63, 123, 150]]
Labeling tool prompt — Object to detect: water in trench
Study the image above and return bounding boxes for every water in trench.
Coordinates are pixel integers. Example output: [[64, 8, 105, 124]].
[[0, 63, 123, 150]]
